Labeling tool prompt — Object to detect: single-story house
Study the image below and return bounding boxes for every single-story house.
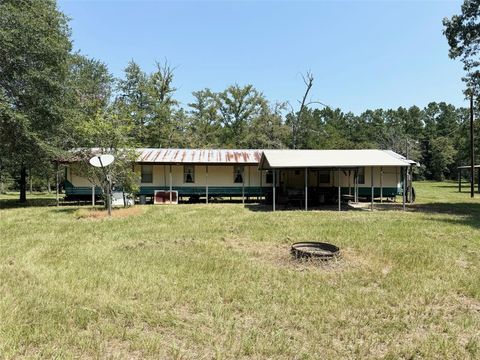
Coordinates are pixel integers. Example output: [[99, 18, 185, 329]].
[[63, 148, 415, 210]]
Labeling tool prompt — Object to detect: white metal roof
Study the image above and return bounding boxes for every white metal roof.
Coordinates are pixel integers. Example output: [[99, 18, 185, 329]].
[[259, 149, 412, 169], [137, 148, 262, 164]]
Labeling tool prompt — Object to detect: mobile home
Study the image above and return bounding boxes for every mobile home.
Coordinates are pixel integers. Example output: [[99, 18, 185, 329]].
[[64, 148, 414, 210]]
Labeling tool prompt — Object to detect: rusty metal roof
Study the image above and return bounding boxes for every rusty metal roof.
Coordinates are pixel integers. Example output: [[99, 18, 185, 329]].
[[137, 148, 263, 164]]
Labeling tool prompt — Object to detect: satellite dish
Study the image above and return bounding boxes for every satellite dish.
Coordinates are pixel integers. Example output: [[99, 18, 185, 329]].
[[89, 154, 114, 168]]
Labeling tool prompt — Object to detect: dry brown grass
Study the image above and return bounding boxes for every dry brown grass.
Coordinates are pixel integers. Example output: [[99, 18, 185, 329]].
[[74, 206, 143, 220], [1, 182, 480, 359]]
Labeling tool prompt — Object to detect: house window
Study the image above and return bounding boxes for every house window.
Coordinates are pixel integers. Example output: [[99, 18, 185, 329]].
[[234, 166, 244, 183], [358, 167, 365, 184], [184, 165, 195, 183], [141, 165, 153, 183], [318, 171, 330, 184], [265, 170, 273, 184]]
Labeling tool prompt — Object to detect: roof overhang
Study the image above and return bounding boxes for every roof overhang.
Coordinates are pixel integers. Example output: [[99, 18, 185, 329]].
[[258, 149, 412, 170]]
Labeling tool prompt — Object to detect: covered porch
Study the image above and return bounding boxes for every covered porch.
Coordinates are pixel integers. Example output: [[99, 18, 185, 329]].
[[259, 150, 413, 211]]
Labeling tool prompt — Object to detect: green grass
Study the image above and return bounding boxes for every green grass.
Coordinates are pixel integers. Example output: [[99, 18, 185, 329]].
[[1, 182, 480, 359]]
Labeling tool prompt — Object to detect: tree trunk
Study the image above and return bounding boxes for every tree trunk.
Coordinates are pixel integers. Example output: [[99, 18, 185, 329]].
[[47, 176, 51, 193], [29, 168, 33, 194], [19, 165, 27, 203]]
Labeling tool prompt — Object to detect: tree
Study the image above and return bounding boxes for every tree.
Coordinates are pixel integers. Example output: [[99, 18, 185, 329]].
[[430, 137, 456, 180], [288, 72, 314, 149], [145, 61, 181, 147], [0, 0, 72, 202], [70, 111, 139, 205], [115, 61, 151, 145], [63, 54, 114, 148], [444, 0, 480, 93], [187, 89, 222, 148], [216, 85, 267, 147], [244, 102, 289, 149], [115, 60, 181, 147]]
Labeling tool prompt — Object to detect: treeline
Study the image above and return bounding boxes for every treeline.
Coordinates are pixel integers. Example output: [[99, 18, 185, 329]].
[[0, 1, 477, 200], [61, 56, 479, 182]]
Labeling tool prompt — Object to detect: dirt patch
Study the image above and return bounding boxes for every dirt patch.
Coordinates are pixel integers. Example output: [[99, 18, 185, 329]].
[[221, 236, 354, 272], [102, 338, 143, 359], [456, 294, 480, 313], [74, 207, 143, 220]]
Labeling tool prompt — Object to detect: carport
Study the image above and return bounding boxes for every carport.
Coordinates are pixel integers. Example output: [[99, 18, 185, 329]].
[[258, 149, 413, 211]]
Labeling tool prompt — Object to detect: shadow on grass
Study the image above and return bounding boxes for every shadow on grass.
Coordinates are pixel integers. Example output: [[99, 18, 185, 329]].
[[0, 197, 57, 210], [247, 200, 480, 228], [245, 203, 355, 212], [412, 202, 480, 228]]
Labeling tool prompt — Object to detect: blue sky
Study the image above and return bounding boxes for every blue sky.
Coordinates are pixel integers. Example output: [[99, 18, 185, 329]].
[[59, 0, 466, 114]]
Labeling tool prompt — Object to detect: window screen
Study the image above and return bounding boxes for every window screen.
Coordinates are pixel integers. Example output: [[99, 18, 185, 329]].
[[141, 165, 153, 183], [265, 170, 273, 184], [184, 165, 195, 183], [318, 171, 330, 184], [358, 167, 365, 184], [234, 166, 244, 183]]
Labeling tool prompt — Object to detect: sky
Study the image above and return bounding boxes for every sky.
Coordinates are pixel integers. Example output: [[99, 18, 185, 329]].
[[58, 0, 467, 114]]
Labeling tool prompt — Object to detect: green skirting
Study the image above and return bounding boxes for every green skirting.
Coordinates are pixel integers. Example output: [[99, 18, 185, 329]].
[[65, 181, 401, 198], [64, 180, 103, 196]]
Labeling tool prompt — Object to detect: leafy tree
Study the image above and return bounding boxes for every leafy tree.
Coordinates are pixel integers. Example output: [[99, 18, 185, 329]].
[[216, 85, 267, 147], [116, 61, 151, 145], [63, 54, 114, 148], [0, 0, 72, 202], [429, 137, 456, 180], [187, 89, 222, 148], [70, 111, 139, 205], [244, 102, 289, 149], [444, 0, 480, 93], [145, 62, 182, 147]]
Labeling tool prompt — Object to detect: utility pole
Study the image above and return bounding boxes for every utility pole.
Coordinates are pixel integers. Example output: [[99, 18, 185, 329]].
[[470, 92, 475, 198], [405, 138, 409, 160]]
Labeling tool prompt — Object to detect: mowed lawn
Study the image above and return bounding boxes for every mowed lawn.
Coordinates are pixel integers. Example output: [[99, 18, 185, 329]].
[[1, 182, 480, 359]]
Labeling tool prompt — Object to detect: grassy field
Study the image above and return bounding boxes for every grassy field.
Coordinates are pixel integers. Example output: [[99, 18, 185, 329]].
[[1, 182, 479, 359]]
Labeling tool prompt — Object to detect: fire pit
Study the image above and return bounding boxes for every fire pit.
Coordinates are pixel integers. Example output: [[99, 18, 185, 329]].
[[291, 242, 340, 260]]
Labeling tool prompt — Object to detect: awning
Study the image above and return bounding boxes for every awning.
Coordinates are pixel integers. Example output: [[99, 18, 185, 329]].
[[259, 149, 412, 169]]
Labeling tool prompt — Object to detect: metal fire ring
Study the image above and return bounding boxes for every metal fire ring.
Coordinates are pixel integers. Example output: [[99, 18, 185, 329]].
[[291, 242, 340, 260]]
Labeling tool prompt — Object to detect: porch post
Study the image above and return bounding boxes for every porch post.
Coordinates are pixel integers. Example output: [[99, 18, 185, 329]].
[[337, 168, 341, 211], [55, 162, 59, 207], [305, 167, 308, 211], [242, 166, 245, 205], [169, 165, 172, 203], [402, 167, 406, 210], [380, 166, 383, 203], [348, 170, 351, 196], [273, 169, 276, 212], [355, 168, 359, 204], [371, 167, 374, 211], [206, 165, 208, 204], [458, 169, 462, 192], [409, 167, 413, 204]]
